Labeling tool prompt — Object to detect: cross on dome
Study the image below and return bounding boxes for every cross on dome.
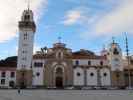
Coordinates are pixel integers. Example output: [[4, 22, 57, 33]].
[[27, 0, 30, 10], [58, 36, 62, 43]]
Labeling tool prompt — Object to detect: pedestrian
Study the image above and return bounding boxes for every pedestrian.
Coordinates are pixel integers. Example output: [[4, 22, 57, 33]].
[[18, 87, 21, 94]]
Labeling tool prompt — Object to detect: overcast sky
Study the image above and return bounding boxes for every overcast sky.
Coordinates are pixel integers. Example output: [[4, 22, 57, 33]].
[[0, 0, 133, 59]]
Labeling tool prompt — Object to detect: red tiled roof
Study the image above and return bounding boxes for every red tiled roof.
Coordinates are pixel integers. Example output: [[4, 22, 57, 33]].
[[0, 67, 16, 71], [33, 49, 107, 60]]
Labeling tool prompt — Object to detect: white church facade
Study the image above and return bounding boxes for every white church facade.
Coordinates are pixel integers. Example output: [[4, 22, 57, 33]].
[[31, 42, 123, 88], [0, 8, 133, 89]]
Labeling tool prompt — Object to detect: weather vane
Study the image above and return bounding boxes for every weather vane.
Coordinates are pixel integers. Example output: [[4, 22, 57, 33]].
[[125, 32, 129, 57], [112, 36, 115, 43], [58, 36, 62, 43], [27, 0, 30, 10], [58, 33, 62, 43]]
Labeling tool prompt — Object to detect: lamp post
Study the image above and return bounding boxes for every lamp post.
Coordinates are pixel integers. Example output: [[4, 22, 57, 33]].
[[125, 33, 131, 89], [97, 67, 101, 88], [41, 46, 47, 87]]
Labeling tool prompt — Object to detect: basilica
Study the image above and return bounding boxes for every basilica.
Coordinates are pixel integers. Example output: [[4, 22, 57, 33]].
[[0, 8, 133, 89], [31, 41, 133, 88]]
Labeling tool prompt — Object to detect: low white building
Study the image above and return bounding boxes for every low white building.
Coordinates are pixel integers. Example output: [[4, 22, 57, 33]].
[[32, 59, 44, 86], [0, 67, 16, 88]]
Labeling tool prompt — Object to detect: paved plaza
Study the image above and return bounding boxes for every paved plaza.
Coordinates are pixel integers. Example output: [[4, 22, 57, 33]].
[[0, 90, 133, 100]]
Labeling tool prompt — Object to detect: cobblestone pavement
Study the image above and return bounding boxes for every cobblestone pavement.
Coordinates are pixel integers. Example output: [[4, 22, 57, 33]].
[[0, 90, 133, 100]]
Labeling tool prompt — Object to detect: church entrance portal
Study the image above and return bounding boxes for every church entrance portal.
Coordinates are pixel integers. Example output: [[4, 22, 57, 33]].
[[56, 76, 63, 88], [55, 67, 64, 88]]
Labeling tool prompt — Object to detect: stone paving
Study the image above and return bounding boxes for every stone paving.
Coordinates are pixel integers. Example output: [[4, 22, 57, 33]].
[[0, 90, 133, 100]]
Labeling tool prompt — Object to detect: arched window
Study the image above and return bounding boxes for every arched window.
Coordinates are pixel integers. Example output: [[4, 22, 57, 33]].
[[56, 67, 63, 74], [1, 79, 5, 84], [21, 72, 25, 77], [1, 72, 6, 77], [58, 52, 62, 58], [24, 33, 28, 40], [9, 81, 15, 88], [10, 72, 15, 78], [100, 61, 103, 66], [34, 62, 43, 67], [56, 51, 63, 59], [75, 60, 79, 65], [113, 48, 119, 55], [24, 15, 30, 20], [88, 61, 91, 65]]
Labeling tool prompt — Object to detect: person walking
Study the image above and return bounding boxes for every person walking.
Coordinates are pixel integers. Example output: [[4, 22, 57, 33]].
[[18, 87, 21, 94]]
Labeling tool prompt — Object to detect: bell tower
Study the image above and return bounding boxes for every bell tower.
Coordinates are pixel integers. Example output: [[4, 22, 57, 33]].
[[16, 6, 36, 88], [107, 38, 124, 87]]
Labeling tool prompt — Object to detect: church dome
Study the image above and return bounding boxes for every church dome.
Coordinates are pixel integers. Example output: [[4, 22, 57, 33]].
[[53, 42, 66, 48]]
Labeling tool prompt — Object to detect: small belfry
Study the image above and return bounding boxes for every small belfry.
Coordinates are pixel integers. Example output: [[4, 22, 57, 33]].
[[16, 2, 36, 88]]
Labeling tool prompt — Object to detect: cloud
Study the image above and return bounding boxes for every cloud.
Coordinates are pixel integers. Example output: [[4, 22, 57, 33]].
[[0, 0, 47, 43], [62, 8, 88, 25], [63, 0, 133, 40], [33, 44, 41, 54], [90, 0, 133, 37], [62, 0, 122, 30]]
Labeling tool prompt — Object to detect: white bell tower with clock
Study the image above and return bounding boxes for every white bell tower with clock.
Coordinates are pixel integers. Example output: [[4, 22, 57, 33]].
[[16, 7, 36, 88], [107, 39, 124, 87], [108, 42, 123, 71]]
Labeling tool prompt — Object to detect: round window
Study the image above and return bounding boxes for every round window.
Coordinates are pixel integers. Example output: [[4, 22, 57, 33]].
[[90, 72, 94, 76], [36, 72, 40, 77], [77, 72, 81, 76], [103, 73, 107, 77]]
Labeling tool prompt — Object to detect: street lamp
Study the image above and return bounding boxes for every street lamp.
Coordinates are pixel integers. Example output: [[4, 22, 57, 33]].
[[125, 33, 131, 89], [97, 67, 101, 87], [41, 46, 47, 87]]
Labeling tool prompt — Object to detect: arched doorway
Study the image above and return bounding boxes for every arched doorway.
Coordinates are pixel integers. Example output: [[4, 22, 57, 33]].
[[9, 81, 15, 88], [19, 72, 26, 89], [55, 67, 63, 88], [56, 76, 63, 88], [20, 81, 26, 89]]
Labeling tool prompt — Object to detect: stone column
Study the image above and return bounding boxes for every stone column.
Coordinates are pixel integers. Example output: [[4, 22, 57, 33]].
[[97, 67, 101, 87], [84, 67, 87, 86], [16, 70, 32, 88]]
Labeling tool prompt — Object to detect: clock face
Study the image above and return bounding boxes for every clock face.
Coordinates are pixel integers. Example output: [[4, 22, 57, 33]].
[[112, 59, 120, 69], [113, 58, 119, 65], [115, 64, 120, 68], [114, 58, 119, 62], [113, 48, 119, 55]]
